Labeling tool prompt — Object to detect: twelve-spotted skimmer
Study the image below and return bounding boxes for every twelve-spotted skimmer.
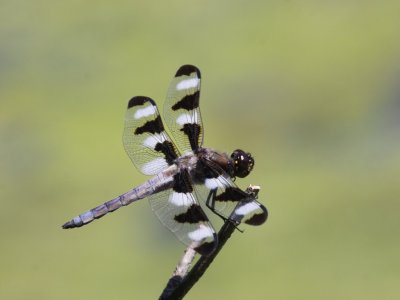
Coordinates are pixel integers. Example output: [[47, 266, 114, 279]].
[[62, 65, 267, 255]]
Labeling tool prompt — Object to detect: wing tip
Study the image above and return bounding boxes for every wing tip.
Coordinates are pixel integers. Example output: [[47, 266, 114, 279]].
[[244, 204, 268, 226], [127, 96, 156, 109], [175, 65, 201, 78], [194, 233, 218, 256]]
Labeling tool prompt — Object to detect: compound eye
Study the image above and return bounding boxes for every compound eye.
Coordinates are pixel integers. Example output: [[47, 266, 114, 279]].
[[231, 149, 255, 178]]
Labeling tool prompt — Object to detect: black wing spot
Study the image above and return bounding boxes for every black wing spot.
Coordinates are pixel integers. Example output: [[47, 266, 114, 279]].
[[194, 238, 217, 256], [174, 204, 209, 224], [172, 169, 193, 194], [181, 123, 201, 150], [172, 92, 200, 111], [215, 187, 246, 202], [154, 140, 178, 164], [175, 65, 201, 78], [135, 115, 164, 135], [245, 212, 268, 225], [127, 96, 155, 108]]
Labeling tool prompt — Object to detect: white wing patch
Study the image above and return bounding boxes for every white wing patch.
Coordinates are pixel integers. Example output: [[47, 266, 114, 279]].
[[141, 158, 168, 175], [176, 111, 200, 125], [235, 202, 259, 216], [176, 113, 191, 125], [205, 176, 228, 189], [168, 192, 192, 207], [134, 105, 157, 119], [143, 133, 167, 149], [176, 78, 200, 91], [188, 224, 214, 242]]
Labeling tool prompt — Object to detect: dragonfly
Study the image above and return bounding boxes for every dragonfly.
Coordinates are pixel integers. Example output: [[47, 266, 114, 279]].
[[62, 65, 268, 256]]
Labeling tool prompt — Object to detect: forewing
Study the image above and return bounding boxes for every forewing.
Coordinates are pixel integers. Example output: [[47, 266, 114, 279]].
[[148, 169, 217, 256], [197, 160, 268, 226], [230, 190, 268, 225], [123, 96, 180, 175], [163, 65, 203, 153]]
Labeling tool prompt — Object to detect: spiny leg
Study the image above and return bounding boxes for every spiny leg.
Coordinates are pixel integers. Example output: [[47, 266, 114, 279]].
[[205, 189, 243, 232], [205, 189, 224, 220]]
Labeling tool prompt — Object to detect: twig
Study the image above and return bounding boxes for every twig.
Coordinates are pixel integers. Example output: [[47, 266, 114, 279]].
[[159, 247, 197, 299], [159, 185, 260, 300]]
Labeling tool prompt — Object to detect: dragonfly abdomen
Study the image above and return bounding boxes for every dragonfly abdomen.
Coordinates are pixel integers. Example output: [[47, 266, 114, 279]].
[[62, 171, 175, 229], [62, 195, 126, 229]]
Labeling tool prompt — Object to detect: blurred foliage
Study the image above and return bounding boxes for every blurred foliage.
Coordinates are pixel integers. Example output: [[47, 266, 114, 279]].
[[1, 1, 400, 299]]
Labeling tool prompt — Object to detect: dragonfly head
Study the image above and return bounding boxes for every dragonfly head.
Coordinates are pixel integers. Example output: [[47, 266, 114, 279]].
[[230, 149, 254, 178]]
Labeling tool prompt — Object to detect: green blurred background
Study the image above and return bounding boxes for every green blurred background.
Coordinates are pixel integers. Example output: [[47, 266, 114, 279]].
[[1, 1, 399, 299]]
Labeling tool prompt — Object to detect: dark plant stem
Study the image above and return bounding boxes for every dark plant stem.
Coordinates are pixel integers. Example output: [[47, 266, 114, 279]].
[[159, 219, 237, 300], [159, 185, 260, 300]]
